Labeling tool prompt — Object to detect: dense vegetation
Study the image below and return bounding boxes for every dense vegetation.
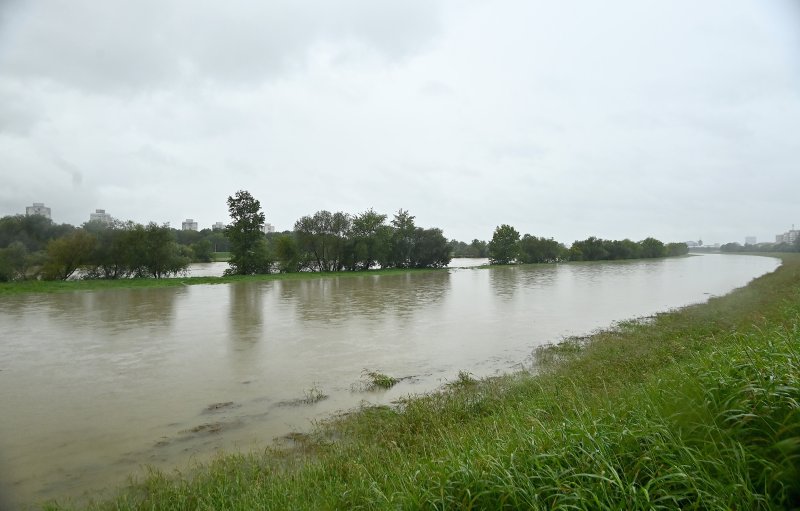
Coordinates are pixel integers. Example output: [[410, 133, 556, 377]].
[[225, 190, 452, 275], [486, 224, 689, 265], [46, 255, 799, 510], [0, 191, 454, 281], [0, 216, 201, 281], [721, 238, 800, 254]]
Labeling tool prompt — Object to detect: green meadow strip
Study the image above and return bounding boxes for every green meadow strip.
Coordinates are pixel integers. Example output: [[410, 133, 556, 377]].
[[0, 266, 447, 296]]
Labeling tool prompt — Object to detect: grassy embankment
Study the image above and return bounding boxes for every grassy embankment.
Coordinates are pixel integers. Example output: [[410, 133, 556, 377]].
[[47, 254, 800, 510]]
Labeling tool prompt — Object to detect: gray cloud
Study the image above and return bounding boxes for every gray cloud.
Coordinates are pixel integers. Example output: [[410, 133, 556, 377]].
[[0, 0, 798, 245], [0, 0, 443, 93]]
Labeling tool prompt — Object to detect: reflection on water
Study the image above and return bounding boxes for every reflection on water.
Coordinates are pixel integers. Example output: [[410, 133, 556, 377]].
[[0, 254, 780, 508], [229, 282, 265, 348], [279, 272, 451, 323]]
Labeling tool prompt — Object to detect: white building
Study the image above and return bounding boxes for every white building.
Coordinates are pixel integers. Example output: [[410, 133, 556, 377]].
[[261, 222, 275, 234], [212, 221, 226, 231], [744, 236, 757, 245], [182, 218, 198, 231], [775, 228, 799, 245], [26, 202, 51, 219], [89, 209, 112, 224]]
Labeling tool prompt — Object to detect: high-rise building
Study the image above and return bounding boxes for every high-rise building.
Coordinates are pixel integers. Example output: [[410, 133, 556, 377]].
[[182, 219, 198, 231], [26, 202, 51, 219], [212, 221, 226, 231], [744, 236, 757, 245], [89, 209, 112, 224], [775, 227, 799, 245], [261, 222, 275, 234]]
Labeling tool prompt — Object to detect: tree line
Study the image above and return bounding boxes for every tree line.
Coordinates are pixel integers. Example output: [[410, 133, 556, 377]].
[[721, 239, 800, 254], [0, 193, 698, 282], [224, 190, 451, 275], [0, 214, 231, 282], [486, 224, 689, 265], [0, 191, 454, 281]]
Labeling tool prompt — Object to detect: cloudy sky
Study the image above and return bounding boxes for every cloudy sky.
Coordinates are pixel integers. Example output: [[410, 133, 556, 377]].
[[1, 1, 798, 245]]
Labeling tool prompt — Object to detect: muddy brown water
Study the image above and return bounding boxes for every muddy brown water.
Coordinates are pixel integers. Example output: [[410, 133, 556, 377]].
[[0, 254, 779, 508]]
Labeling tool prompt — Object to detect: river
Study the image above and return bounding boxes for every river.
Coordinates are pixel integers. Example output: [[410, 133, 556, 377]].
[[0, 254, 779, 508]]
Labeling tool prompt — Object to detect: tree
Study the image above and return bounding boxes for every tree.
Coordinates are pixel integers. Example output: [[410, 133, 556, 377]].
[[390, 209, 416, 268], [83, 220, 138, 279], [274, 234, 303, 272], [225, 190, 271, 275], [42, 229, 96, 280], [570, 236, 609, 261], [134, 223, 189, 278], [410, 227, 452, 268], [294, 210, 351, 272], [190, 239, 213, 262], [348, 209, 389, 270], [0, 242, 30, 281], [488, 224, 520, 264], [470, 239, 488, 258], [666, 242, 689, 257], [518, 235, 566, 263], [639, 237, 666, 258]]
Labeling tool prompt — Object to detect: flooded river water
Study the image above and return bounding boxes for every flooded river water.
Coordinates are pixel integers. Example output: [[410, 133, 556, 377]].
[[0, 254, 779, 508]]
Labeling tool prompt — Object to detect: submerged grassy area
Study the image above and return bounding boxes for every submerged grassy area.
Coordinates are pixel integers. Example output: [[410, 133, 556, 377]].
[[0, 266, 446, 296], [49, 254, 799, 510]]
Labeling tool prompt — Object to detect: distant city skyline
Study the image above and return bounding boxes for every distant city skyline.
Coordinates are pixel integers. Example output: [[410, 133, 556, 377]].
[[16, 200, 797, 246]]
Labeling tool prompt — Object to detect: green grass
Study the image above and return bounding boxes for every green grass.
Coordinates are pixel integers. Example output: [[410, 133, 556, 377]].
[[360, 370, 400, 390], [0, 266, 447, 296], [45, 254, 800, 510]]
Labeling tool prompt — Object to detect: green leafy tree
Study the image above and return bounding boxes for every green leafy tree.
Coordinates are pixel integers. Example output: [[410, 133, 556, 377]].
[[42, 229, 97, 280], [666, 242, 689, 257], [190, 239, 213, 262], [135, 223, 189, 278], [605, 239, 641, 260], [570, 236, 609, 261], [470, 239, 489, 258], [410, 227, 452, 268], [225, 190, 272, 275], [390, 209, 416, 268], [518, 235, 566, 263], [295, 210, 352, 272], [639, 237, 666, 258], [0, 241, 30, 281], [0, 214, 73, 252], [83, 220, 139, 279], [488, 224, 520, 264], [274, 234, 303, 272], [348, 209, 389, 270]]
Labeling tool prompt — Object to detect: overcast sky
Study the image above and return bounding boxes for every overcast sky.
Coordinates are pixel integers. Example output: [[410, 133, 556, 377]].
[[1, 1, 798, 245]]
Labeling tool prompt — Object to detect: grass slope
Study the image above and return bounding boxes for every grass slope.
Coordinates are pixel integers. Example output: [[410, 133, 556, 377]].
[[48, 255, 800, 510]]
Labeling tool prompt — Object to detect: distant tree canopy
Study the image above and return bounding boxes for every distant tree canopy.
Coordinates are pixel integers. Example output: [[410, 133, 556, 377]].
[[721, 240, 799, 254], [485, 225, 689, 265], [449, 239, 488, 258], [518, 235, 567, 264], [0, 204, 717, 282]]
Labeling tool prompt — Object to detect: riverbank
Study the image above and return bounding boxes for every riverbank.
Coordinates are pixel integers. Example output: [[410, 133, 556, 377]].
[[44, 253, 799, 510]]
